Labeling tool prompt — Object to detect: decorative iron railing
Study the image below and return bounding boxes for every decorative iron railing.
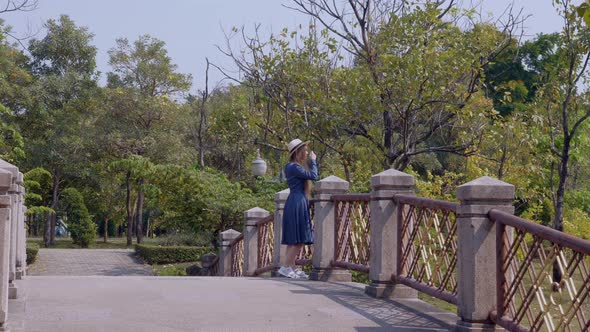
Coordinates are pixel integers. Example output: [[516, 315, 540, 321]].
[[394, 194, 459, 305], [230, 234, 244, 277], [254, 214, 274, 276], [489, 209, 590, 332], [331, 194, 371, 273], [210, 255, 219, 276]]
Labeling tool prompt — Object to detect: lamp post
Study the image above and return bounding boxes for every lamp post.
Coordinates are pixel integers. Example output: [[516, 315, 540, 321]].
[[251, 149, 267, 177]]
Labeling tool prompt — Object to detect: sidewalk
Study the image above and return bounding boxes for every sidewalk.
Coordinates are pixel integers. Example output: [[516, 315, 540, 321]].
[[27, 249, 153, 276]]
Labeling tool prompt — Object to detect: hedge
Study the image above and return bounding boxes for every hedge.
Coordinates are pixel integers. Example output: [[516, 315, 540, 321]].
[[26, 244, 39, 265], [134, 244, 210, 264]]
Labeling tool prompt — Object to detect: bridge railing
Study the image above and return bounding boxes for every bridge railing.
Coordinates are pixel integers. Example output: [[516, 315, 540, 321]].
[[394, 194, 459, 305], [254, 214, 274, 276], [331, 194, 371, 273], [489, 209, 590, 331], [216, 170, 590, 331]]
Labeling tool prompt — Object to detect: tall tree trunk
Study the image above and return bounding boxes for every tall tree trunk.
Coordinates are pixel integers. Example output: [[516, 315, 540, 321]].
[[145, 211, 150, 238], [50, 167, 61, 245], [383, 108, 394, 168], [103, 218, 109, 243], [136, 177, 144, 244], [125, 171, 133, 247], [197, 58, 210, 169], [44, 212, 51, 247], [552, 140, 570, 284]]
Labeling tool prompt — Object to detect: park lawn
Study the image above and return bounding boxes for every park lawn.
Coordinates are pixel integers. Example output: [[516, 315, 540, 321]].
[[27, 237, 160, 249], [152, 261, 198, 276]]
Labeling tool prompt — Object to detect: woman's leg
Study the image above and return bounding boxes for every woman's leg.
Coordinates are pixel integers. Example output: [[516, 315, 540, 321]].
[[285, 244, 303, 268]]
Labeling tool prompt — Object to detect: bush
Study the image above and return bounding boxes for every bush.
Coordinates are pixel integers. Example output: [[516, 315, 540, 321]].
[[156, 232, 212, 247], [26, 244, 39, 265], [135, 244, 210, 264], [61, 188, 97, 247]]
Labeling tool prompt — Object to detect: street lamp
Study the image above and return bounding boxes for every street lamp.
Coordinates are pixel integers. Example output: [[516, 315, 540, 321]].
[[251, 148, 267, 177]]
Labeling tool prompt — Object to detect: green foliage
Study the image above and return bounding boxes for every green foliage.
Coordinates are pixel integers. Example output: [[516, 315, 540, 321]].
[[152, 262, 197, 276], [148, 165, 271, 237], [26, 243, 39, 265], [23, 167, 52, 207], [0, 24, 28, 163], [576, 1, 590, 26], [563, 207, 590, 240], [155, 232, 212, 247], [134, 244, 209, 264], [3, 1, 590, 248], [60, 187, 96, 247]]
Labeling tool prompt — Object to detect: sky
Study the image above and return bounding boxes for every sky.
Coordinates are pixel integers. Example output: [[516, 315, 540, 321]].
[[1, 0, 568, 92]]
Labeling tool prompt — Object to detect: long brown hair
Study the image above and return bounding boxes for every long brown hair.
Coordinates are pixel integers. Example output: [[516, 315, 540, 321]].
[[290, 146, 313, 198]]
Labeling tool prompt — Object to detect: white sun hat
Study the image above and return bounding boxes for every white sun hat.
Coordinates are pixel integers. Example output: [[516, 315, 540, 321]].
[[287, 138, 310, 158]]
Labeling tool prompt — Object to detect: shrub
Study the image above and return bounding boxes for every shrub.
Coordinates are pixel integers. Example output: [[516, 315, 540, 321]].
[[26, 244, 39, 265], [135, 244, 210, 264], [61, 188, 97, 247], [156, 232, 212, 247]]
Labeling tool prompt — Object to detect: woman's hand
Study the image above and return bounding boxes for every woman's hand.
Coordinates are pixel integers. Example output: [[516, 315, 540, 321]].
[[309, 151, 317, 161]]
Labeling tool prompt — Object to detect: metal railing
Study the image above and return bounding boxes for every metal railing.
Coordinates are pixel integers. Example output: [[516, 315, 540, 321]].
[[230, 234, 244, 277], [254, 214, 274, 276], [394, 194, 459, 305], [489, 209, 590, 332], [331, 194, 371, 273]]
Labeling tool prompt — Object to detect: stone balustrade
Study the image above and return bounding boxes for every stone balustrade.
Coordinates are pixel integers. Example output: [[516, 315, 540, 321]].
[[0, 159, 28, 331]]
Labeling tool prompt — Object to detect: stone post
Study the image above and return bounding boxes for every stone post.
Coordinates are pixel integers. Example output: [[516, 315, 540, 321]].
[[0, 159, 19, 300], [365, 169, 417, 299], [271, 188, 289, 277], [243, 207, 270, 276], [310, 175, 351, 282], [0, 168, 12, 331], [456, 176, 514, 331], [20, 205, 26, 278], [15, 175, 25, 279], [218, 229, 241, 276]]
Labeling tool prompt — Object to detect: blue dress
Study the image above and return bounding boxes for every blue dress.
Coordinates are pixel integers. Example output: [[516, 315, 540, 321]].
[[281, 160, 319, 245]]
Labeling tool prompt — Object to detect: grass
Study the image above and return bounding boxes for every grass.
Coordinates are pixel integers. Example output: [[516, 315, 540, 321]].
[[152, 261, 199, 276], [27, 237, 160, 249], [418, 293, 456, 313]]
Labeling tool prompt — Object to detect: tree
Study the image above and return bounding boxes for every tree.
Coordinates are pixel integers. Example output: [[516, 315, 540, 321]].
[[24, 15, 98, 246], [0, 24, 28, 163], [535, 0, 590, 235], [224, 1, 521, 172], [60, 187, 96, 247], [109, 155, 154, 246], [104, 35, 191, 243], [23, 167, 53, 238]]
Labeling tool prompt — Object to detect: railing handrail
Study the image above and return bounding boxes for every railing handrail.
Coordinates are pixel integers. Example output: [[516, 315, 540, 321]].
[[255, 214, 274, 226], [228, 233, 244, 247], [489, 209, 590, 255], [394, 194, 459, 212], [331, 193, 371, 201]]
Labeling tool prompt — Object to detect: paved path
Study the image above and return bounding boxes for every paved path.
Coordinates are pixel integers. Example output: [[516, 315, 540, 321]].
[[27, 249, 153, 276], [16, 276, 457, 332]]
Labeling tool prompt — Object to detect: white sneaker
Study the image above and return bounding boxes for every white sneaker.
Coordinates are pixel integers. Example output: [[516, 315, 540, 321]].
[[294, 268, 308, 279], [278, 266, 294, 278]]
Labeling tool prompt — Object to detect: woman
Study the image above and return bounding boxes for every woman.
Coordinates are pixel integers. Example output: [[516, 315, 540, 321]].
[[278, 138, 319, 279]]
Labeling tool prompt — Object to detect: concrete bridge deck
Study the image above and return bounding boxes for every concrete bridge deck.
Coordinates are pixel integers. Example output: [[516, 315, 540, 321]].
[[12, 276, 457, 332], [11, 249, 457, 331]]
